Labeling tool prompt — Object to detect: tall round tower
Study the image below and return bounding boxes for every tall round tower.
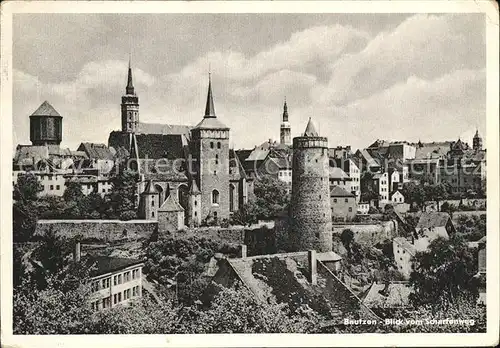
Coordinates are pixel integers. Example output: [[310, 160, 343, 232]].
[[473, 129, 483, 151], [29, 101, 63, 146], [289, 118, 332, 252]]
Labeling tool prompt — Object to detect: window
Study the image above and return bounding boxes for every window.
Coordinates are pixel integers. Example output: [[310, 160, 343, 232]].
[[210, 142, 214, 149], [102, 277, 110, 289], [124, 271, 130, 282], [194, 212, 197, 217], [152, 211, 155, 218], [50, 185, 54, 190], [333, 198, 337, 203], [56, 185, 60, 190], [113, 276, 117, 286], [215, 154, 219, 165], [212, 190, 220, 205], [217, 142, 221, 149], [348, 207, 352, 212], [91, 281, 99, 292], [118, 292, 122, 302], [113, 294, 118, 304], [117, 274, 122, 284], [214, 171, 217, 175], [345, 198, 348, 203], [102, 297, 111, 309]]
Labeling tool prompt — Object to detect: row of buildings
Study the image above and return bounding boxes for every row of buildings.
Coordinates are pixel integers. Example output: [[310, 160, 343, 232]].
[[13, 62, 486, 227]]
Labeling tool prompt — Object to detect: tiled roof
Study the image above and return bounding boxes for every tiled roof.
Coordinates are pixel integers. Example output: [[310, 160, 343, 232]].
[[86, 256, 143, 277], [108, 131, 187, 160], [137, 122, 192, 138], [416, 212, 451, 229], [77, 143, 114, 160], [414, 142, 451, 159], [30, 101, 61, 117], [193, 117, 229, 130], [329, 167, 349, 180], [330, 185, 354, 197], [362, 282, 412, 308], [303, 117, 319, 137], [158, 194, 184, 212], [211, 252, 379, 323], [13, 145, 49, 166]]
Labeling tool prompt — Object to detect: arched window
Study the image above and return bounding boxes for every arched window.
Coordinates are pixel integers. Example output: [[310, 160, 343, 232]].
[[210, 142, 214, 149], [212, 190, 220, 205], [229, 184, 235, 212], [217, 142, 221, 149]]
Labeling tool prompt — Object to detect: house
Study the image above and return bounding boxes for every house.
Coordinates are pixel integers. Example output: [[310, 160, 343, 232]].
[[76, 142, 115, 175], [73, 243, 144, 311], [330, 186, 357, 221], [205, 250, 380, 326], [329, 167, 350, 191], [392, 237, 417, 279], [372, 172, 389, 203], [415, 212, 456, 239], [332, 157, 361, 201], [357, 202, 370, 215], [390, 190, 405, 204], [361, 281, 412, 318]]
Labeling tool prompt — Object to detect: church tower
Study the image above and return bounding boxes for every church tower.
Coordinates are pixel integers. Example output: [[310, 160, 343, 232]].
[[289, 118, 332, 252], [473, 129, 483, 151], [190, 74, 230, 222], [139, 180, 159, 220], [121, 59, 139, 133], [280, 98, 291, 146]]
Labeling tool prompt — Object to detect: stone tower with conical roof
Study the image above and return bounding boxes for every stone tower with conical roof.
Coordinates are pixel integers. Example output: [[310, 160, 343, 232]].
[[29, 101, 63, 146], [473, 129, 483, 151], [280, 98, 291, 146], [139, 180, 159, 220], [190, 74, 230, 222], [121, 58, 139, 133], [289, 118, 332, 252]]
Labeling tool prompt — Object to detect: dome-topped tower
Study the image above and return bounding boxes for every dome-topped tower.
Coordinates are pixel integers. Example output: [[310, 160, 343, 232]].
[[29, 101, 63, 146], [289, 117, 332, 252]]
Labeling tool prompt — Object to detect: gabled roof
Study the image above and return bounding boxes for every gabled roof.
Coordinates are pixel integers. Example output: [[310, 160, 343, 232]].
[[329, 167, 349, 180], [158, 194, 184, 212], [229, 149, 247, 180], [30, 101, 62, 117], [362, 282, 412, 309], [137, 122, 192, 138], [416, 212, 451, 230], [209, 252, 379, 323], [303, 117, 319, 137], [86, 256, 143, 277], [330, 185, 354, 197], [77, 142, 114, 160]]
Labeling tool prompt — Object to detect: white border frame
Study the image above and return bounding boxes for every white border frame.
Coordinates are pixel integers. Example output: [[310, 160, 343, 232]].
[[1, 1, 498, 347]]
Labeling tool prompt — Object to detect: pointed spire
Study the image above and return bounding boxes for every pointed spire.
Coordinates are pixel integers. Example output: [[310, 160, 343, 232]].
[[303, 117, 319, 137], [142, 180, 158, 195], [126, 56, 135, 95], [474, 128, 480, 137], [282, 97, 289, 122], [204, 72, 216, 118]]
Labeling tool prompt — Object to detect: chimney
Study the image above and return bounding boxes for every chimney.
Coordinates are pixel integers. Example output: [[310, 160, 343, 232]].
[[239, 244, 247, 259], [74, 242, 81, 262], [308, 250, 317, 285]]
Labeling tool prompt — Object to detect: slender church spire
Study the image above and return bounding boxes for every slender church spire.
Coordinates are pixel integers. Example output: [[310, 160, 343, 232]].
[[204, 72, 216, 118], [283, 97, 289, 122], [126, 56, 135, 95]]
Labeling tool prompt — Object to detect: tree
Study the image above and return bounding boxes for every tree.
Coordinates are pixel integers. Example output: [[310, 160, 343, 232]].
[[248, 176, 290, 221], [424, 183, 450, 211], [440, 201, 456, 218], [183, 285, 319, 333], [360, 171, 378, 202], [13, 173, 43, 242], [13, 173, 43, 202], [63, 182, 84, 202], [401, 182, 426, 211], [108, 168, 138, 220], [409, 235, 477, 307], [340, 229, 354, 258]]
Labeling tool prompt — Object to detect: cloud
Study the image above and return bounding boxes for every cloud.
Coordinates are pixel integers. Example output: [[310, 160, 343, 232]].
[[313, 14, 485, 105]]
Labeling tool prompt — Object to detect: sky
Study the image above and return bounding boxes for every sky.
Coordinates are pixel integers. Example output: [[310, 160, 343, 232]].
[[12, 13, 486, 152]]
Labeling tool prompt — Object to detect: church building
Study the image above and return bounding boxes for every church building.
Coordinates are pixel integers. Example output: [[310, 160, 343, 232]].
[[108, 62, 252, 227]]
